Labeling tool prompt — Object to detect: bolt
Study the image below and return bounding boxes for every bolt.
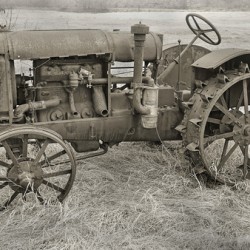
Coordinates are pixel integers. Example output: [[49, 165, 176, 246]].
[[17, 168, 23, 174], [243, 125, 250, 136]]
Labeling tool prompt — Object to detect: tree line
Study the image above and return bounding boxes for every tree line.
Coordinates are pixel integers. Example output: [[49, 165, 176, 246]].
[[0, 0, 249, 11]]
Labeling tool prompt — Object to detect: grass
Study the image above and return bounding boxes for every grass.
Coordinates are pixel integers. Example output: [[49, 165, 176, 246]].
[[1, 142, 250, 249]]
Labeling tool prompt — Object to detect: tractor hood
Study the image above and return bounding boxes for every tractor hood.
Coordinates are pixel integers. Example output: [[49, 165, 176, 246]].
[[0, 29, 162, 62], [192, 48, 250, 69]]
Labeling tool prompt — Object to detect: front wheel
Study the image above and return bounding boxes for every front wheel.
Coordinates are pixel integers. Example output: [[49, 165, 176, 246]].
[[0, 126, 76, 210]]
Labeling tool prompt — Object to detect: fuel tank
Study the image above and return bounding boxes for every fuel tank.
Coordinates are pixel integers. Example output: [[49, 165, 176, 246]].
[[0, 30, 162, 62]]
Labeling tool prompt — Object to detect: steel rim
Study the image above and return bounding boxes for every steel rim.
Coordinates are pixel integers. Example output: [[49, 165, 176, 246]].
[[184, 73, 250, 184], [0, 126, 76, 210]]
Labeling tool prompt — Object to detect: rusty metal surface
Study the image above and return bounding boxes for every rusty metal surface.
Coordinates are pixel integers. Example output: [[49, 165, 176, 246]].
[[192, 48, 250, 69], [182, 71, 250, 183], [0, 30, 162, 62], [5, 30, 113, 59], [4, 14, 250, 210]]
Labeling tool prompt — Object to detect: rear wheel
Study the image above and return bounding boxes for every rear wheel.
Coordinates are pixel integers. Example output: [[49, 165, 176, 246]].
[[181, 71, 250, 184], [0, 126, 76, 210]]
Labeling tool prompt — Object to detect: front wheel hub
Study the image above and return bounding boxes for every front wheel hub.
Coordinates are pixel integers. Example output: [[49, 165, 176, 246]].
[[7, 159, 43, 191]]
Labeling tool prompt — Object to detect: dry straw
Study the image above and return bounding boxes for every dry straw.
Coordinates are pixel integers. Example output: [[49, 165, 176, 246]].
[[1, 142, 250, 249]]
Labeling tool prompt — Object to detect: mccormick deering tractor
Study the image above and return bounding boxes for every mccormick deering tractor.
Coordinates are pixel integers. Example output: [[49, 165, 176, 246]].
[[0, 13, 249, 209]]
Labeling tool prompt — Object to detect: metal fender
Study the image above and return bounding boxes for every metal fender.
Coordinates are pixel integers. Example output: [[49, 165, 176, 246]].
[[192, 48, 250, 69]]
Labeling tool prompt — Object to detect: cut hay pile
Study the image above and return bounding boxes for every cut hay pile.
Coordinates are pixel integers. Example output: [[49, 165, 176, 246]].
[[1, 142, 250, 250]]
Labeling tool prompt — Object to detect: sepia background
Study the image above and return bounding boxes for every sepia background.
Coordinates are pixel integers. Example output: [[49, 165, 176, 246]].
[[0, 1, 250, 249]]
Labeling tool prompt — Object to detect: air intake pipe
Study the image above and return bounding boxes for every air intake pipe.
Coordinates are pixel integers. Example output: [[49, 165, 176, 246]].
[[131, 23, 158, 129], [131, 23, 150, 116]]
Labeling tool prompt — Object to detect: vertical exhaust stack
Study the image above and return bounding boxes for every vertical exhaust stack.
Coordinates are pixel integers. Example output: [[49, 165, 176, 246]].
[[131, 23, 159, 129]]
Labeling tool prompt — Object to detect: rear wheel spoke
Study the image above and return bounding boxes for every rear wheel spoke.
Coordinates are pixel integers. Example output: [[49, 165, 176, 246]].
[[220, 95, 228, 109], [243, 145, 249, 179], [243, 79, 249, 121], [240, 146, 250, 162], [204, 131, 234, 144], [207, 117, 221, 124], [217, 142, 238, 171], [220, 139, 229, 162], [235, 90, 243, 111], [215, 102, 241, 126]]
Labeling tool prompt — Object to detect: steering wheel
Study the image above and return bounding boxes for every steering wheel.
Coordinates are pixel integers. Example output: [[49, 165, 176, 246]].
[[186, 13, 221, 45]]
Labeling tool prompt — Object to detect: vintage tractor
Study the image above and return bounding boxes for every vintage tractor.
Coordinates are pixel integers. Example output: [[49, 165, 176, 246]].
[[0, 13, 249, 209]]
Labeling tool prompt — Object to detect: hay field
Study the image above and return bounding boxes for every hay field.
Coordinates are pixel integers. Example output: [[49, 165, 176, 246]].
[[1, 10, 250, 250]]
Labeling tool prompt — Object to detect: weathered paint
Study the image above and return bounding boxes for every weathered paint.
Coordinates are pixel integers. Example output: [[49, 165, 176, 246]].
[[0, 30, 162, 62]]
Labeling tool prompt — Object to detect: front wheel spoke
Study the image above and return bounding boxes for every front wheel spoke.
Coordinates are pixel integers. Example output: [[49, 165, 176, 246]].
[[41, 150, 67, 167], [22, 134, 28, 158], [3, 191, 19, 208], [215, 102, 241, 126], [35, 190, 45, 204], [43, 169, 71, 178], [42, 179, 65, 193], [2, 141, 18, 166], [34, 139, 49, 165], [0, 176, 9, 182], [0, 160, 11, 169], [0, 182, 8, 189], [217, 142, 239, 170], [204, 131, 234, 144]]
